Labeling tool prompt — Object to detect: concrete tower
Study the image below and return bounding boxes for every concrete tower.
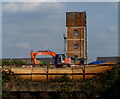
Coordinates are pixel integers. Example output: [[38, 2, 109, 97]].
[[65, 12, 87, 63]]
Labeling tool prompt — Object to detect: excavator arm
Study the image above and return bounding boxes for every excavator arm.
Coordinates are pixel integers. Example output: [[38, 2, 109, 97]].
[[36, 50, 57, 58], [30, 50, 57, 67]]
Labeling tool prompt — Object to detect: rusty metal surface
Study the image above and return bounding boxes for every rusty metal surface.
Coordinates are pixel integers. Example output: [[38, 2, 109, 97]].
[[66, 12, 86, 26], [8, 65, 112, 81]]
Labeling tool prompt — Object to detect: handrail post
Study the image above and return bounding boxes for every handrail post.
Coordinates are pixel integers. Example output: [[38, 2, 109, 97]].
[[46, 65, 49, 80], [83, 64, 86, 80]]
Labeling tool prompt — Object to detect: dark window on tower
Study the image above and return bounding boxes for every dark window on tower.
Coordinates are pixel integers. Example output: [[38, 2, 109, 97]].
[[74, 30, 78, 36], [74, 44, 78, 49]]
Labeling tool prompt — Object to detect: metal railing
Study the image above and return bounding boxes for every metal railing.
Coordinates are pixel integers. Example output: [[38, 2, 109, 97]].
[[2, 63, 115, 80]]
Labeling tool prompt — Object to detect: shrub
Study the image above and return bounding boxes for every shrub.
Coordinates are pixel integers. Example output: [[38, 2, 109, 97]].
[[80, 65, 120, 98], [2, 60, 10, 66], [2, 68, 13, 84], [39, 62, 50, 67], [10, 60, 25, 67], [2, 59, 25, 67]]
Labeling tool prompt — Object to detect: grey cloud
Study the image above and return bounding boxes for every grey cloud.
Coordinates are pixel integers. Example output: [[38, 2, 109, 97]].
[[3, 2, 66, 57], [2, 2, 118, 59]]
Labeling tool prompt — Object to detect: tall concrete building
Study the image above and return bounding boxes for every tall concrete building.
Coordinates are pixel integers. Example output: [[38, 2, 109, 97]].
[[65, 12, 87, 63]]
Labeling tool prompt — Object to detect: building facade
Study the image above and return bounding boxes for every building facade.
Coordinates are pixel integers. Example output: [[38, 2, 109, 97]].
[[65, 12, 87, 63], [97, 57, 120, 64]]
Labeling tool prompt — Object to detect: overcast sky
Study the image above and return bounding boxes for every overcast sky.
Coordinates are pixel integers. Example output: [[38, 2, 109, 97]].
[[2, 2, 118, 61]]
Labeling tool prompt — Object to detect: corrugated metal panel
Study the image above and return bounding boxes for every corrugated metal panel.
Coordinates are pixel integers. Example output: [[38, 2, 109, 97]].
[[66, 12, 86, 26]]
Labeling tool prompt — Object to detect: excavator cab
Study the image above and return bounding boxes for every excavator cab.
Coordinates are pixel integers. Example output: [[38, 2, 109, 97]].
[[55, 54, 71, 68], [54, 54, 65, 64]]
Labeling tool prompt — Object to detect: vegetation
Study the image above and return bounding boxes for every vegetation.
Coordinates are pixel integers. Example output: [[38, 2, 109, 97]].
[[2, 59, 26, 67], [2, 65, 120, 99], [48, 65, 120, 99], [0, 70, 2, 98], [39, 62, 50, 67], [80, 65, 120, 99], [2, 68, 13, 84]]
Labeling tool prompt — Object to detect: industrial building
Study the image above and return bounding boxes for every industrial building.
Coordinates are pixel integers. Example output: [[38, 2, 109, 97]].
[[64, 12, 87, 63], [97, 57, 120, 64]]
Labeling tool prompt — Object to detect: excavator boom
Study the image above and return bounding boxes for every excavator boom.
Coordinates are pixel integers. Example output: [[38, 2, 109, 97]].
[[36, 50, 56, 58], [30, 50, 57, 67]]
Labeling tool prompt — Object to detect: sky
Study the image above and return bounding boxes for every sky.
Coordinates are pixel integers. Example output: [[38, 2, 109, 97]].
[[119, 1, 120, 57], [1, 0, 119, 2], [2, 2, 118, 61]]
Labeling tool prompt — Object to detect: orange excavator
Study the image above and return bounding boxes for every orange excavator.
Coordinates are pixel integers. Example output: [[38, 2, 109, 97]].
[[30, 50, 71, 67]]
